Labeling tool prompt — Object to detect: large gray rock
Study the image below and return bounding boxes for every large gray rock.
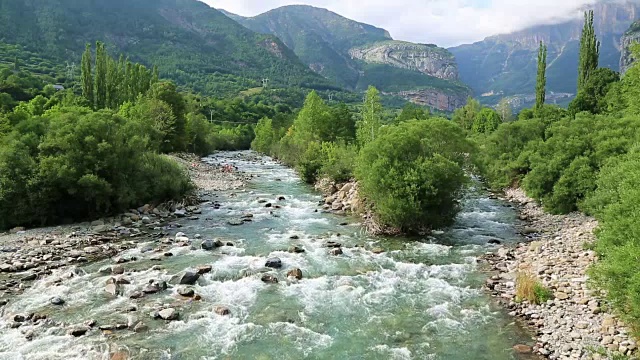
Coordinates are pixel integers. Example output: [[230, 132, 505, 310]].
[[158, 308, 179, 321], [171, 271, 200, 285], [265, 258, 282, 269]]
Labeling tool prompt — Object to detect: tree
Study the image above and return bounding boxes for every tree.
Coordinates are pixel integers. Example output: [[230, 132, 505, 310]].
[[329, 103, 356, 142], [356, 86, 383, 147], [291, 91, 331, 143], [148, 81, 187, 151], [496, 98, 513, 122], [452, 97, 481, 130], [356, 119, 471, 232], [396, 102, 430, 123], [81, 44, 94, 106], [535, 41, 547, 111], [94, 41, 108, 109], [569, 68, 619, 115], [472, 108, 501, 134], [251, 117, 274, 154], [577, 10, 600, 93]]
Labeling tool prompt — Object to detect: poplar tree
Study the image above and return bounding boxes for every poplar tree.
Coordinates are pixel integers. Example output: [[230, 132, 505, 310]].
[[577, 10, 600, 92], [535, 41, 547, 111], [357, 86, 383, 147], [94, 41, 108, 109], [81, 43, 94, 106]]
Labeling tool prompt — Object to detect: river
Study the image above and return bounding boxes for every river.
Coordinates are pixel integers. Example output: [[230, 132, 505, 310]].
[[0, 151, 536, 359]]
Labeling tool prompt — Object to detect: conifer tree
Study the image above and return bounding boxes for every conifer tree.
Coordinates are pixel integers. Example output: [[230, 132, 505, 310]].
[[357, 86, 383, 147], [94, 41, 108, 109], [535, 41, 547, 111], [81, 43, 94, 106], [578, 10, 600, 92]]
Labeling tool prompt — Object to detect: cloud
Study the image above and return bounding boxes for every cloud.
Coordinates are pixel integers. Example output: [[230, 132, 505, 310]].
[[201, 0, 615, 47]]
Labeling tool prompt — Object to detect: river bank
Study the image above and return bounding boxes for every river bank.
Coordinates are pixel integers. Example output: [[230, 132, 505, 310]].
[[484, 188, 637, 359], [0, 153, 249, 299]]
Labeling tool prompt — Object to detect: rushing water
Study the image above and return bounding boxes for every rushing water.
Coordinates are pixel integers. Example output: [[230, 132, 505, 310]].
[[0, 151, 537, 360]]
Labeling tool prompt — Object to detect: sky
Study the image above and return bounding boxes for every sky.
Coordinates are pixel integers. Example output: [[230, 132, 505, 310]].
[[201, 0, 607, 47]]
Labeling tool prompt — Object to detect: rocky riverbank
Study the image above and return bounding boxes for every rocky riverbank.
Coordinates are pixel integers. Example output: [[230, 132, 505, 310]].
[[483, 188, 637, 360], [0, 153, 248, 299]]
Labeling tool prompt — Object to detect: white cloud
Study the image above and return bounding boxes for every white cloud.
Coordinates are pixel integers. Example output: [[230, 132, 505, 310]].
[[202, 0, 613, 47]]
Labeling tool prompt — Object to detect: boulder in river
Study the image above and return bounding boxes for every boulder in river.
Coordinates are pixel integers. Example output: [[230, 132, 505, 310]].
[[105, 282, 120, 296], [213, 306, 231, 316], [158, 308, 179, 321], [196, 265, 212, 275], [50, 297, 65, 306], [325, 241, 342, 248], [261, 274, 278, 283], [171, 271, 200, 285], [287, 268, 303, 280], [201, 239, 223, 250], [112, 265, 125, 275], [178, 287, 195, 298], [329, 248, 343, 256], [228, 219, 244, 226], [265, 258, 282, 269], [68, 326, 88, 337], [288, 245, 305, 253]]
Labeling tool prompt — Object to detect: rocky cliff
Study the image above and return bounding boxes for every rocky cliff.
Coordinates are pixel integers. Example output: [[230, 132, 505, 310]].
[[349, 41, 458, 80], [621, 20, 640, 74], [450, 1, 640, 105], [392, 88, 469, 112]]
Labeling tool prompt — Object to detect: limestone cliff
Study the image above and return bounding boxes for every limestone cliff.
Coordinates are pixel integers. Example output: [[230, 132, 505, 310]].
[[621, 21, 640, 75], [392, 88, 470, 112], [349, 41, 458, 80]]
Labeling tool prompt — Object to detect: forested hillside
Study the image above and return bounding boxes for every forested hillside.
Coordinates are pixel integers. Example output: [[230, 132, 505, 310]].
[[0, 0, 336, 97], [224, 5, 471, 111]]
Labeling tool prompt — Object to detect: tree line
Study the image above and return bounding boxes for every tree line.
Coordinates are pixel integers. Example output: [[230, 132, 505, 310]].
[[476, 10, 640, 334]]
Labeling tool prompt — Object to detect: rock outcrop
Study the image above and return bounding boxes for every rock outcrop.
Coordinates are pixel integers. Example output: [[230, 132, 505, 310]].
[[349, 41, 458, 80], [620, 20, 640, 75], [393, 88, 470, 113]]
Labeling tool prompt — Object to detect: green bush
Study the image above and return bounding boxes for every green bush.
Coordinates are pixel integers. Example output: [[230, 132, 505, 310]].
[[319, 142, 356, 183], [355, 119, 470, 232]]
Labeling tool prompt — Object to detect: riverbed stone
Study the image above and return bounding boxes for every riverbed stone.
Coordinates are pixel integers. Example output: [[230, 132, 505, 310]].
[[171, 271, 200, 285], [214, 306, 230, 316], [265, 258, 282, 269], [158, 308, 179, 321], [261, 274, 278, 283], [329, 248, 343, 256], [178, 287, 195, 298], [287, 268, 303, 280], [288, 245, 305, 253], [50, 297, 65, 306], [201, 239, 223, 250]]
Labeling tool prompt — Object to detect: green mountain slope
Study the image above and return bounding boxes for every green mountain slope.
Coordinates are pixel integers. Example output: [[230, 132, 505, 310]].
[[0, 0, 335, 97], [449, 1, 640, 106], [223, 5, 470, 111], [227, 5, 391, 88]]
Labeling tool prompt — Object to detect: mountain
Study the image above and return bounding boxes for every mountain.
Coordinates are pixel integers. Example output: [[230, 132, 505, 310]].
[[224, 5, 470, 111], [621, 20, 640, 74], [449, 1, 640, 107], [0, 0, 334, 97]]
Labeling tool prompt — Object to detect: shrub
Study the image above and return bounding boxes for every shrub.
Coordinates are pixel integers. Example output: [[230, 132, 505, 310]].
[[318, 142, 356, 183], [355, 119, 471, 232], [516, 271, 553, 304]]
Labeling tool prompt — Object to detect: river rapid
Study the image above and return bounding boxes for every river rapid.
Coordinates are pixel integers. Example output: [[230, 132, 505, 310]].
[[0, 151, 537, 360]]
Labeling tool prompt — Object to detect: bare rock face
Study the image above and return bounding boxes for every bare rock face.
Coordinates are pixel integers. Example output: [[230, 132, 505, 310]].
[[349, 41, 458, 80], [620, 21, 640, 75], [394, 88, 470, 113]]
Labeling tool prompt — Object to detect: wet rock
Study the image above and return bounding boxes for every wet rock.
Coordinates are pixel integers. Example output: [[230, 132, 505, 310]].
[[115, 276, 131, 285], [371, 248, 385, 254], [521, 227, 538, 235], [0, 300, 7, 307], [329, 248, 343, 256], [93, 225, 109, 233], [112, 265, 125, 275], [261, 274, 278, 283], [164, 252, 173, 257], [201, 239, 223, 250], [132, 322, 148, 333], [13, 314, 27, 322], [172, 271, 200, 285], [196, 265, 212, 274], [265, 258, 282, 269], [228, 219, 244, 226], [287, 268, 303, 280], [50, 297, 65, 306], [158, 308, 179, 321], [129, 291, 144, 299], [288, 245, 305, 253], [111, 351, 129, 360], [289, 235, 300, 240], [105, 283, 120, 296], [325, 241, 342, 248], [487, 239, 501, 245], [213, 306, 230, 316], [513, 344, 532, 354], [174, 209, 187, 218], [21, 273, 37, 282], [264, 203, 272, 208], [278, 196, 286, 201], [178, 287, 195, 298], [68, 326, 88, 337]]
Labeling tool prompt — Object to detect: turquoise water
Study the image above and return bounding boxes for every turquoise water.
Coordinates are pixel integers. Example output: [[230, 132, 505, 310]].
[[0, 151, 536, 360]]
